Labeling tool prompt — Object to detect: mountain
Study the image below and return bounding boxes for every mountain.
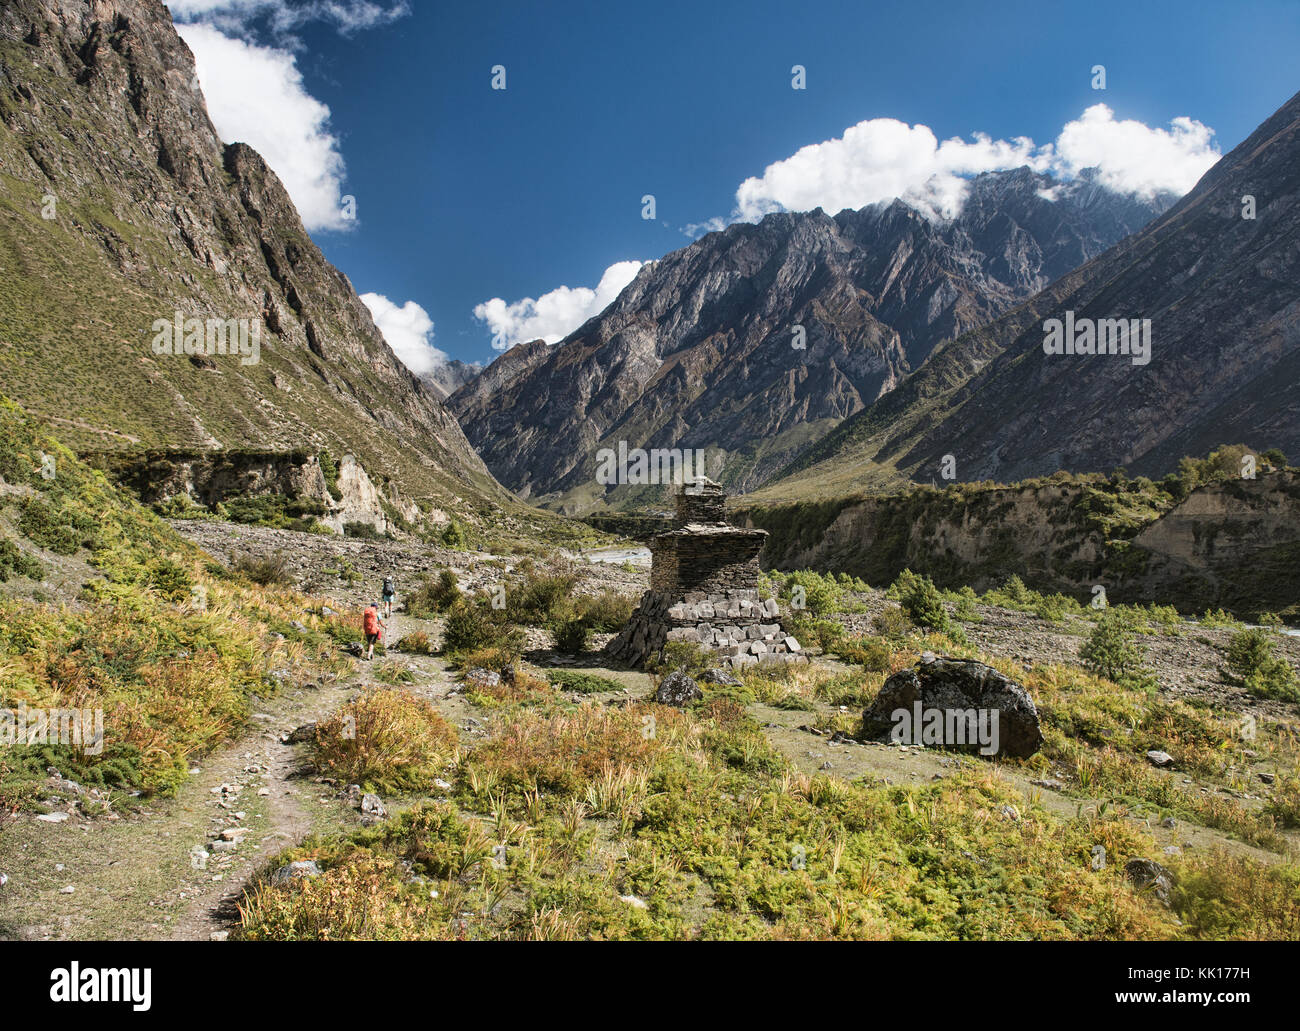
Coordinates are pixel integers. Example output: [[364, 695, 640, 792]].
[[419, 359, 482, 402], [450, 170, 1171, 511], [0, 0, 513, 527], [757, 88, 1300, 502]]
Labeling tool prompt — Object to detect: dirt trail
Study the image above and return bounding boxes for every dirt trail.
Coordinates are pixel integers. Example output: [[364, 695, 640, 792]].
[[0, 671, 361, 941]]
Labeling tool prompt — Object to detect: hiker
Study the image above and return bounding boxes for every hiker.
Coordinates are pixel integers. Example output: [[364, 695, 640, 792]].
[[381, 575, 396, 618], [362, 601, 384, 661]]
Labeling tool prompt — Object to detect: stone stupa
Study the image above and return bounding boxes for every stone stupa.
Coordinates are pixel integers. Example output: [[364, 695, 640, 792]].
[[605, 479, 805, 669]]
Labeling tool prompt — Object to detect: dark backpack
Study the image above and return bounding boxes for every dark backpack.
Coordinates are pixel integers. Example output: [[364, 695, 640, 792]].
[[383, 577, 395, 594]]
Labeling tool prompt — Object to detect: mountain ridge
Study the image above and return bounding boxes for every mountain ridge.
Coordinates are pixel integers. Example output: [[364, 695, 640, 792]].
[[451, 168, 1171, 511]]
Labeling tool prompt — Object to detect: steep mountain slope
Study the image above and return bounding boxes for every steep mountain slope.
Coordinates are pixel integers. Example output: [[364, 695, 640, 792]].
[[759, 89, 1300, 502], [0, 0, 511, 525], [451, 170, 1169, 510]]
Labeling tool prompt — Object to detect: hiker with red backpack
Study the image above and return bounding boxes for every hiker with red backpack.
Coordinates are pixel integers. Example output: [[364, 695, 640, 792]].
[[362, 602, 385, 661]]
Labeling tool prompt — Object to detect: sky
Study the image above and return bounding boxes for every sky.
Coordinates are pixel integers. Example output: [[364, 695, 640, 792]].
[[169, 0, 1300, 376]]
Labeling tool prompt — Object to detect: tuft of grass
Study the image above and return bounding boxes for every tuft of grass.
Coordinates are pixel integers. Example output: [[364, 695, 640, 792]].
[[313, 687, 458, 792], [232, 551, 293, 587]]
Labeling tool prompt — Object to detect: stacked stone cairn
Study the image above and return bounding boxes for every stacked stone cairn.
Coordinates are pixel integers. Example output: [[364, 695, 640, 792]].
[[605, 479, 806, 669]]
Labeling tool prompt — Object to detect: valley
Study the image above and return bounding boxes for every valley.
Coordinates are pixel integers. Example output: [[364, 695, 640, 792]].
[[0, 0, 1296, 953]]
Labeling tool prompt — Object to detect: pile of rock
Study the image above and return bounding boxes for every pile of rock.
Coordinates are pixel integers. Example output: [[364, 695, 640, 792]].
[[605, 480, 804, 669]]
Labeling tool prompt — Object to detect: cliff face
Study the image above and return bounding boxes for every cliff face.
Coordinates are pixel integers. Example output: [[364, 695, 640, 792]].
[[765, 89, 1300, 501], [0, 0, 509, 523], [450, 170, 1169, 510], [746, 472, 1300, 618]]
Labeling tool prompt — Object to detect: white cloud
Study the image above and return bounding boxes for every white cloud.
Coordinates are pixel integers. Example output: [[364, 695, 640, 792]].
[[360, 293, 450, 376], [179, 24, 349, 232], [474, 260, 645, 349], [732, 104, 1218, 222], [171, 1, 409, 37], [1053, 105, 1218, 199]]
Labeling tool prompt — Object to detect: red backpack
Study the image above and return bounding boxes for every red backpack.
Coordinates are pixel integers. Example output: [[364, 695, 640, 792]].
[[363, 607, 381, 636]]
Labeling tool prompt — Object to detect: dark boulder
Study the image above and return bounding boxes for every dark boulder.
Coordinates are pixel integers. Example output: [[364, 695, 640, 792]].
[[860, 653, 1042, 758], [655, 669, 702, 707]]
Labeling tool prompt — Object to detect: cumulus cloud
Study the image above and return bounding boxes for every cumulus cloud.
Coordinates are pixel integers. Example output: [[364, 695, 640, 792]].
[[474, 260, 645, 349], [732, 104, 1218, 222], [1053, 105, 1218, 199], [172, 3, 407, 233], [360, 293, 450, 376], [178, 24, 350, 232]]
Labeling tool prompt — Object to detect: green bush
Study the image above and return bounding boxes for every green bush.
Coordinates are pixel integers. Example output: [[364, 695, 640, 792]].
[[553, 618, 590, 655], [574, 591, 634, 632], [343, 521, 385, 540], [1079, 610, 1149, 685], [405, 570, 461, 617], [0, 538, 43, 582], [441, 600, 522, 656], [441, 517, 468, 549], [838, 636, 892, 671], [895, 572, 950, 633], [1224, 628, 1300, 702], [872, 605, 913, 639]]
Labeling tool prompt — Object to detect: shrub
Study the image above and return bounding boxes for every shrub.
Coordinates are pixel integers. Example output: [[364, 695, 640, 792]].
[[154, 494, 212, 520], [872, 605, 913, 639], [146, 557, 193, 600], [441, 600, 523, 656], [508, 568, 577, 625], [18, 495, 97, 554], [441, 517, 468, 549], [896, 572, 950, 633], [0, 538, 43, 582], [233, 551, 293, 587], [451, 643, 523, 674], [1224, 628, 1300, 702], [1079, 610, 1148, 684], [392, 631, 432, 655], [343, 521, 385, 540], [649, 640, 710, 677], [314, 688, 458, 792], [553, 618, 590, 655], [406, 570, 461, 617], [838, 636, 892, 671], [574, 591, 634, 632], [787, 613, 844, 652], [951, 585, 981, 622]]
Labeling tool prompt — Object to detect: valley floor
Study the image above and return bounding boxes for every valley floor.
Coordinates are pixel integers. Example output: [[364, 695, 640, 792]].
[[1, 520, 1298, 940]]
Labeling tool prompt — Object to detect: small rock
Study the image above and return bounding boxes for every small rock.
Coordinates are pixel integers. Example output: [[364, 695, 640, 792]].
[[1160, 817, 1177, 829], [1124, 858, 1175, 905], [59, 885, 75, 894], [209, 931, 229, 941], [1146, 750, 1175, 768], [698, 667, 742, 687], [619, 894, 648, 910], [361, 793, 387, 818], [1258, 771, 1275, 785], [270, 860, 321, 886], [283, 723, 317, 745], [35, 812, 69, 823]]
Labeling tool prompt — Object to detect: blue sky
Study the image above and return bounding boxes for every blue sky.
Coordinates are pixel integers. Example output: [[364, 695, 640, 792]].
[[173, 0, 1300, 374]]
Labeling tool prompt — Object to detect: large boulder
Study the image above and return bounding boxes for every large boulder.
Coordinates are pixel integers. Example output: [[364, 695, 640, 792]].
[[859, 653, 1042, 758]]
